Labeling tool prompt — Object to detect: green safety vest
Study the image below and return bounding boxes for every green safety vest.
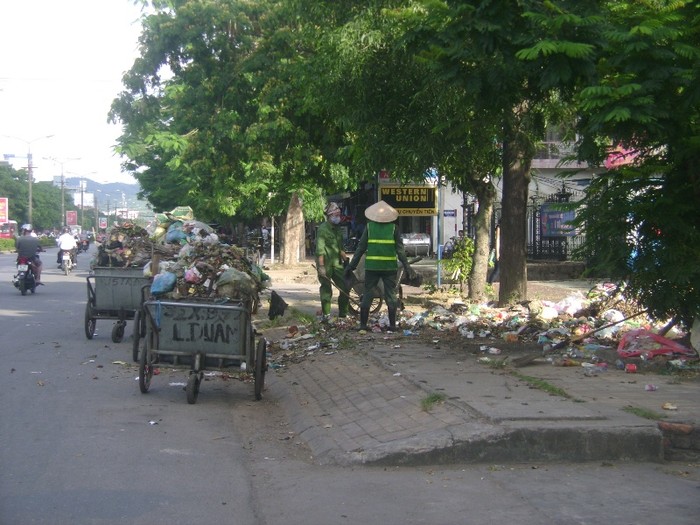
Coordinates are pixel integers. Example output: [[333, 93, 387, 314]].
[[365, 222, 397, 271]]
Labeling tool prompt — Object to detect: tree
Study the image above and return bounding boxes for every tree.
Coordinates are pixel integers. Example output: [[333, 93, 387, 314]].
[[573, 0, 700, 327], [293, 2, 502, 300], [0, 164, 67, 230], [111, 0, 355, 260], [301, 0, 600, 304], [400, 0, 600, 304]]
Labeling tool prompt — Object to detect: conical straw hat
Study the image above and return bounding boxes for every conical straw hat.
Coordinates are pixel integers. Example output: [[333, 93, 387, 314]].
[[365, 200, 398, 223]]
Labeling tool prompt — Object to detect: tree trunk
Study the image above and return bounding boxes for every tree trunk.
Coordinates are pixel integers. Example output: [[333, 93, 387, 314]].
[[282, 192, 305, 265], [498, 123, 532, 305], [467, 180, 497, 302]]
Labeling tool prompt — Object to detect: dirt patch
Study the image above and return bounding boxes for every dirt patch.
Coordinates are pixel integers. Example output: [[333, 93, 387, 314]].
[[265, 262, 319, 286]]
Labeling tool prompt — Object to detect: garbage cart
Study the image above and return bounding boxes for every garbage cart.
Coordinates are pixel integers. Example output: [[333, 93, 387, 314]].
[[137, 298, 267, 404], [346, 256, 422, 314], [85, 267, 151, 344]]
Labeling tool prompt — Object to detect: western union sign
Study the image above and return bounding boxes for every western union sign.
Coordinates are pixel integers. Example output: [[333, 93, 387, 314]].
[[380, 185, 437, 216]]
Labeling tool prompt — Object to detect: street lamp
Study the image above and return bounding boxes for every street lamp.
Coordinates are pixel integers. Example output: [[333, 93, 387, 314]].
[[1, 134, 55, 225], [44, 156, 81, 227]]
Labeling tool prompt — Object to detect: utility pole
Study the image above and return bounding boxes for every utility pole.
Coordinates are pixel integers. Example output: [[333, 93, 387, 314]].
[[45, 157, 81, 227], [80, 178, 86, 229]]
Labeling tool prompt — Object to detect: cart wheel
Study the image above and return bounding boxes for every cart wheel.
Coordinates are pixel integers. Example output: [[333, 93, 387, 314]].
[[138, 336, 153, 394], [254, 338, 267, 401], [132, 311, 144, 362], [351, 285, 382, 314], [348, 283, 382, 315], [186, 373, 200, 404], [84, 303, 96, 339], [112, 321, 125, 343], [348, 286, 360, 314]]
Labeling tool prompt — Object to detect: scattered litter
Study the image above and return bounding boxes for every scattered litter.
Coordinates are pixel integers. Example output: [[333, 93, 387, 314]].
[[645, 384, 658, 391], [662, 402, 678, 411]]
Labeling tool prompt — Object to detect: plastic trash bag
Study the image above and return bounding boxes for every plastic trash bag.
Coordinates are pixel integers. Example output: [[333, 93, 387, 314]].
[[617, 329, 697, 358], [151, 272, 177, 296]]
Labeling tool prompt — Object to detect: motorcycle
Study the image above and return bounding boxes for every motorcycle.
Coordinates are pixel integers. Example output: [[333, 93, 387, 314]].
[[13, 255, 38, 295], [60, 249, 75, 275], [79, 238, 90, 253]]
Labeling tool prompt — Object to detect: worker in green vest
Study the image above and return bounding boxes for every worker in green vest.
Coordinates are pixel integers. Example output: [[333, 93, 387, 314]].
[[315, 201, 350, 323], [345, 200, 417, 331]]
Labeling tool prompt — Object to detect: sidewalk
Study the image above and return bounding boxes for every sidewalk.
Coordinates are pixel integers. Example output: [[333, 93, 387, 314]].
[[258, 266, 700, 466]]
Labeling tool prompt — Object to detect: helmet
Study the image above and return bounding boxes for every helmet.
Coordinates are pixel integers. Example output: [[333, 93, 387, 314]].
[[21, 223, 32, 232]]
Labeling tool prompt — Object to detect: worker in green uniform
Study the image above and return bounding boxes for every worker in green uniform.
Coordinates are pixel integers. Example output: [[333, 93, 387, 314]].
[[315, 202, 350, 323], [345, 200, 417, 331]]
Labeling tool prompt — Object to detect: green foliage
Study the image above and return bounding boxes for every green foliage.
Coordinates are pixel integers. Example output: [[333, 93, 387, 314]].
[[443, 236, 475, 288], [573, 0, 700, 326], [111, 0, 354, 225], [420, 392, 446, 412], [0, 239, 15, 251], [0, 164, 70, 230]]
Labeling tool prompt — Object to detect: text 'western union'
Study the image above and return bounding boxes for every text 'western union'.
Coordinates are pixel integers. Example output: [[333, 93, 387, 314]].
[[382, 187, 430, 202]]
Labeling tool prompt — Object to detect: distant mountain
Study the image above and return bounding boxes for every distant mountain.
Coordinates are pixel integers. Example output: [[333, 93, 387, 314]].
[[59, 177, 151, 215], [63, 177, 141, 201]]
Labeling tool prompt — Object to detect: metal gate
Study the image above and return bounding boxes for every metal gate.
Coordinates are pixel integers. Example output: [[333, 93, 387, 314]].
[[465, 188, 585, 261]]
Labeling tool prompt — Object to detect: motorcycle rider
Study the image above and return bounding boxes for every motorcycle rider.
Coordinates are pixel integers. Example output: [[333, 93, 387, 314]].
[[15, 224, 43, 283], [56, 227, 78, 267]]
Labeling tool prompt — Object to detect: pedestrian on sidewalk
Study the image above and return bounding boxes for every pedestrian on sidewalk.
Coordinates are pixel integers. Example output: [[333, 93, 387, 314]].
[[345, 200, 417, 331], [315, 202, 350, 323]]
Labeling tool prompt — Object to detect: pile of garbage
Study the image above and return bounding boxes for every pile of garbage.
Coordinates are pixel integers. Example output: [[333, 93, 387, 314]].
[[93, 206, 270, 308], [393, 282, 699, 373]]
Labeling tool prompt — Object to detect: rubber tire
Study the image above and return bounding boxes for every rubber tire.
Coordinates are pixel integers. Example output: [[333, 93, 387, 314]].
[[254, 338, 267, 401], [19, 278, 27, 296], [111, 322, 125, 343], [348, 283, 382, 314], [132, 310, 144, 362], [84, 303, 96, 339], [138, 335, 153, 394], [63, 260, 70, 275], [186, 373, 199, 404]]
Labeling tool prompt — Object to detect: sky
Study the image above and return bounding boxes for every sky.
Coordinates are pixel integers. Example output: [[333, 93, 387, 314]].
[[0, 0, 146, 185]]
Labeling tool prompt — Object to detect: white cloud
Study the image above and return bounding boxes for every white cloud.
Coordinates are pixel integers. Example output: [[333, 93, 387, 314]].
[[0, 0, 145, 184]]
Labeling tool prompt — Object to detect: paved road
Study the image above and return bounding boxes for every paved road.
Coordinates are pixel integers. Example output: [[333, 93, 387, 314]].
[[2, 252, 698, 525], [0, 248, 259, 524]]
